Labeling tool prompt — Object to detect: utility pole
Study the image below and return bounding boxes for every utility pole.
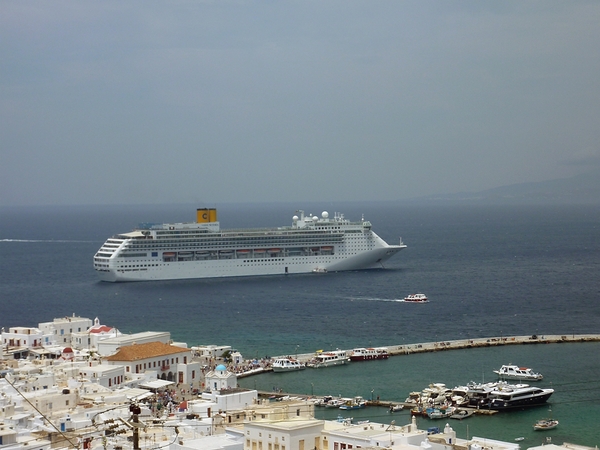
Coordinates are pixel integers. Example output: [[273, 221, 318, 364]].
[[130, 404, 141, 450]]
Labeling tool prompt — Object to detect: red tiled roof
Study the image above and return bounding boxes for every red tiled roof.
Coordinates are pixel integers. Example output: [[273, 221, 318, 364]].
[[104, 341, 190, 361], [89, 325, 113, 334]]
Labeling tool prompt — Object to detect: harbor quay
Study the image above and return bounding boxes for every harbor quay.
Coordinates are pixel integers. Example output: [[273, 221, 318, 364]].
[[237, 333, 600, 379], [236, 333, 600, 418]]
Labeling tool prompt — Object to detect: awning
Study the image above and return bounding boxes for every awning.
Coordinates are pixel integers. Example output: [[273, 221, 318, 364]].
[[139, 379, 174, 390], [118, 388, 154, 401]]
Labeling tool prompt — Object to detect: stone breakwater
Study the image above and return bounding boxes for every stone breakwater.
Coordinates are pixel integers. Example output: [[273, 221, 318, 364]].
[[382, 333, 600, 356], [255, 333, 600, 369], [236, 334, 600, 378]]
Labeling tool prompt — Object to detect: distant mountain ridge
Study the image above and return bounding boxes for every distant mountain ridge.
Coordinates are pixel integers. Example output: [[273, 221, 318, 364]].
[[414, 170, 600, 204]]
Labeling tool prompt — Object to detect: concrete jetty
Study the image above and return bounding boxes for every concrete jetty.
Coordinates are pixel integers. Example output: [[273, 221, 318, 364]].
[[282, 333, 600, 364], [383, 333, 600, 356], [237, 334, 600, 379], [236, 334, 600, 378]]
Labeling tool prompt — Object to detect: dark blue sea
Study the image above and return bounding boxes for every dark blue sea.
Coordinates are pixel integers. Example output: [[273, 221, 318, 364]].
[[1, 202, 599, 446]]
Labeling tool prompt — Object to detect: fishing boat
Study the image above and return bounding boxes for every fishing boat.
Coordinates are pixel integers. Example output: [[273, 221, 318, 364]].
[[534, 419, 559, 430], [339, 396, 367, 410], [426, 406, 456, 419], [534, 408, 558, 430]]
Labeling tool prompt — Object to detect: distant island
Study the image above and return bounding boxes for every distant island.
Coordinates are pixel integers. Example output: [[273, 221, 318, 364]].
[[412, 169, 600, 205]]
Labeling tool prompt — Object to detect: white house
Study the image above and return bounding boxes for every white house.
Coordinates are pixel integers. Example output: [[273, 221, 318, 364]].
[[200, 388, 257, 415], [1, 327, 44, 350], [192, 345, 232, 359], [38, 315, 93, 347], [78, 363, 125, 389]]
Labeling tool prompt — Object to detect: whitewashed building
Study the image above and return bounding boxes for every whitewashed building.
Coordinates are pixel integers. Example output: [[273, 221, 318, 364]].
[[71, 317, 121, 351], [97, 331, 171, 356], [78, 363, 125, 389], [38, 315, 93, 346], [192, 345, 232, 359], [204, 364, 237, 392], [244, 419, 324, 450], [103, 341, 198, 384], [1, 327, 44, 349]]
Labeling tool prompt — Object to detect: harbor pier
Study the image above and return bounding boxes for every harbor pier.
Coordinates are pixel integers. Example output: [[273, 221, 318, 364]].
[[283, 333, 600, 364], [384, 333, 600, 356], [236, 333, 600, 379]]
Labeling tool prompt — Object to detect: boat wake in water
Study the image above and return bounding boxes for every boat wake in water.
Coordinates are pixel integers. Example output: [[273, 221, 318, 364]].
[[348, 296, 409, 303]]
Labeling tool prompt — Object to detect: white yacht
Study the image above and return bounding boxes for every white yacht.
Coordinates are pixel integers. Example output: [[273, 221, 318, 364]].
[[489, 385, 554, 410], [94, 208, 406, 282], [494, 364, 543, 381]]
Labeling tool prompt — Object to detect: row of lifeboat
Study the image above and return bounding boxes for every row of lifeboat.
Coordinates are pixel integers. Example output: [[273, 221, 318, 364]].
[[162, 247, 335, 261]]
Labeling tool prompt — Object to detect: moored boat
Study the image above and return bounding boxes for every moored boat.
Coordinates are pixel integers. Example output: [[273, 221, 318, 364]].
[[339, 396, 367, 410], [488, 384, 554, 410], [325, 398, 347, 408], [314, 395, 333, 407], [271, 357, 305, 372], [534, 419, 559, 430], [307, 349, 350, 368], [447, 381, 551, 410], [426, 406, 456, 419], [349, 347, 389, 361], [534, 407, 558, 430]]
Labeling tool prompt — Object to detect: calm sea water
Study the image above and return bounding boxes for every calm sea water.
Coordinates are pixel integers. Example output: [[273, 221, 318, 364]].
[[1, 202, 599, 446]]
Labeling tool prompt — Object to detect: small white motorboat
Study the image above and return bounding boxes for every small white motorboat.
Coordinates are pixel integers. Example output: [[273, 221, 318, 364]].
[[493, 364, 543, 381]]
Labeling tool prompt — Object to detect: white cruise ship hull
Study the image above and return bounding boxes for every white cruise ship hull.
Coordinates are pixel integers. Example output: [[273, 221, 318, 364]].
[[96, 245, 404, 282], [94, 208, 406, 282]]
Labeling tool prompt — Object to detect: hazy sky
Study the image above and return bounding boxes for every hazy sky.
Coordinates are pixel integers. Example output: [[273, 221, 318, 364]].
[[2, 1, 600, 206]]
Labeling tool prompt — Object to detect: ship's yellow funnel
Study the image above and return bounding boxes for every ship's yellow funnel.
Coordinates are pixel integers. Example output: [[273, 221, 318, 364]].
[[196, 208, 217, 223]]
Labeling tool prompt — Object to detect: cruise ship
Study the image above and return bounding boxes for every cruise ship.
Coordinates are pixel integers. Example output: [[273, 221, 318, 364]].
[[94, 208, 406, 282]]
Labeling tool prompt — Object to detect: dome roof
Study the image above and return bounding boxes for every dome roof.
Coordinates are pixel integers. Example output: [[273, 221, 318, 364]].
[[215, 364, 227, 371]]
